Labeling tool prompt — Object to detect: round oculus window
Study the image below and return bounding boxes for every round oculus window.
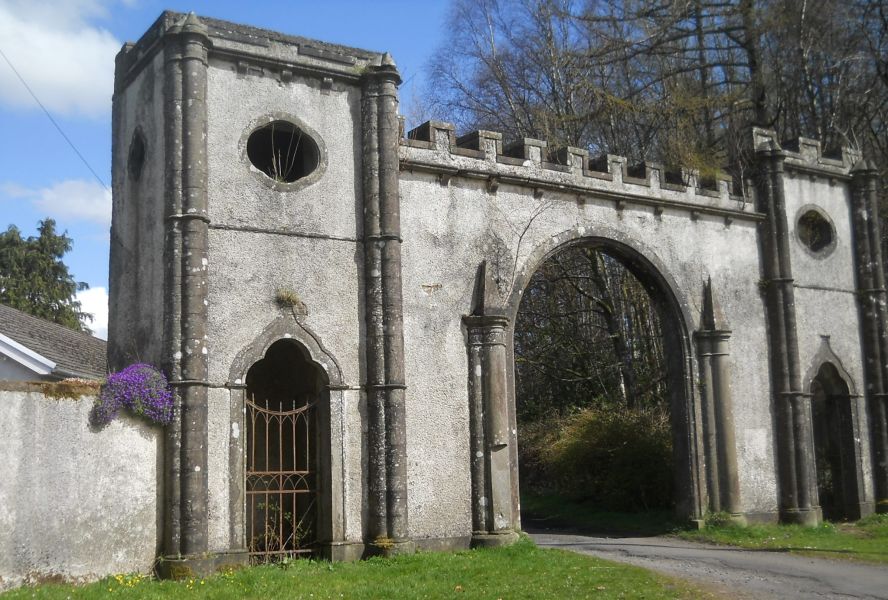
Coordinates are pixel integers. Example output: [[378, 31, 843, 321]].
[[246, 120, 320, 183], [796, 208, 835, 255]]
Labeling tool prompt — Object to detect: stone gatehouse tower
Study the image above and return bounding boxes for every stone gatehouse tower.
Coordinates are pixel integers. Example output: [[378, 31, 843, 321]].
[[109, 12, 887, 572]]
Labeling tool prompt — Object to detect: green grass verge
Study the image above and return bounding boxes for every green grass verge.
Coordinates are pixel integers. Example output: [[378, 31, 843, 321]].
[[521, 492, 682, 536], [678, 513, 888, 564], [1, 537, 713, 599]]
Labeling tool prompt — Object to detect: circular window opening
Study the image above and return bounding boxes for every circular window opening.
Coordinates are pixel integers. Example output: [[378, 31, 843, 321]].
[[128, 128, 146, 181], [797, 209, 834, 254], [246, 120, 320, 183]]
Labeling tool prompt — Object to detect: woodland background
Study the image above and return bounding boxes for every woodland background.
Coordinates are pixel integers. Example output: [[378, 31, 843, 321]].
[[421, 0, 888, 510]]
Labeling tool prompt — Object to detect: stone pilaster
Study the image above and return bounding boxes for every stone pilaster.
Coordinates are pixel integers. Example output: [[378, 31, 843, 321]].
[[176, 12, 211, 557], [850, 160, 888, 513], [360, 54, 413, 554], [154, 16, 241, 576], [160, 17, 185, 559], [755, 138, 820, 525]]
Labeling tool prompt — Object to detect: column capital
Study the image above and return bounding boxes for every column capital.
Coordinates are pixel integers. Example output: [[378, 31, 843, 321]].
[[462, 314, 510, 330]]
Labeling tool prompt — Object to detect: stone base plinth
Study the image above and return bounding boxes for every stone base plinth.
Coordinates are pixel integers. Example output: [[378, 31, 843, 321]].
[[155, 550, 250, 580], [779, 507, 822, 526], [471, 530, 519, 548]]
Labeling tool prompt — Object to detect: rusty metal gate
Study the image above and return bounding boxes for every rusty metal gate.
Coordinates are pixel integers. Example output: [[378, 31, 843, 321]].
[[246, 393, 317, 562]]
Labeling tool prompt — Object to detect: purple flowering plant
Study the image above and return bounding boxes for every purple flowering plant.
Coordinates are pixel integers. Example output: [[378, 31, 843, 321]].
[[94, 363, 174, 426]]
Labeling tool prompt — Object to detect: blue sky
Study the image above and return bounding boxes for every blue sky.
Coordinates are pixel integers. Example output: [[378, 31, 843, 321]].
[[0, 0, 450, 338]]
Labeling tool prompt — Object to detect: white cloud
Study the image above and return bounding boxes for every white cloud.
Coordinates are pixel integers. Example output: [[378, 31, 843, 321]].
[[77, 286, 108, 340], [4, 179, 111, 225], [0, 1, 121, 118]]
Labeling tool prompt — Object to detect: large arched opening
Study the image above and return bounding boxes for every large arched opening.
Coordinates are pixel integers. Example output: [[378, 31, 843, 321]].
[[508, 236, 700, 530], [244, 338, 329, 562]]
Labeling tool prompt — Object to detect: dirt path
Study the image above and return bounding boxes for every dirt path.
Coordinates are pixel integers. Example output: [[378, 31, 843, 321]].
[[529, 529, 888, 600]]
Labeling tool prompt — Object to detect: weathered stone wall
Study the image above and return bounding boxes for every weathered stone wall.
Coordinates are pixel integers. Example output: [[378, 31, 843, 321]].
[[105, 12, 884, 568], [781, 147, 874, 505], [108, 50, 167, 371], [0, 384, 159, 591], [202, 55, 369, 551], [397, 130, 777, 531]]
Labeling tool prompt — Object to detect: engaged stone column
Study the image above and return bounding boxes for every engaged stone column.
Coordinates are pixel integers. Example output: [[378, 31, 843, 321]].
[[150, 13, 248, 579], [176, 12, 212, 557], [695, 279, 743, 522], [754, 132, 820, 525], [464, 263, 519, 547], [850, 160, 888, 512], [153, 13, 214, 566], [360, 54, 413, 554]]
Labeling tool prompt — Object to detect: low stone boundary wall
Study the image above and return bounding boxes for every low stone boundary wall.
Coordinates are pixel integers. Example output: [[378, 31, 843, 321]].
[[0, 382, 160, 591]]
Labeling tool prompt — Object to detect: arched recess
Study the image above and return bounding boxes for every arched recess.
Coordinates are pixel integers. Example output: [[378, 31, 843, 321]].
[[803, 339, 873, 520], [228, 316, 346, 559], [502, 227, 705, 524]]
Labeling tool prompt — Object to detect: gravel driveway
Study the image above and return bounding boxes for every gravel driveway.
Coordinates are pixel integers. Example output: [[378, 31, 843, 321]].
[[529, 529, 888, 599]]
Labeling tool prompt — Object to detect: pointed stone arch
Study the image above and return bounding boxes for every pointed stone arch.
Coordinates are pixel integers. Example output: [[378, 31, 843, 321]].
[[227, 315, 348, 559], [229, 316, 344, 389], [802, 336, 858, 397], [803, 337, 873, 520]]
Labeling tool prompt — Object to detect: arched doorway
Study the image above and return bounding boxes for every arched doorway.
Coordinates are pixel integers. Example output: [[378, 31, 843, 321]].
[[810, 363, 860, 521], [245, 338, 328, 562], [507, 236, 701, 527]]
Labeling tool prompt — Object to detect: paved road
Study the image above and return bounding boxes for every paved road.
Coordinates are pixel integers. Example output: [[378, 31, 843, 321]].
[[529, 529, 888, 599]]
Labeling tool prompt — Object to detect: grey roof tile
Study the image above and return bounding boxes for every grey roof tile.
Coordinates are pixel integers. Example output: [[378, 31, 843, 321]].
[[0, 303, 106, 379]]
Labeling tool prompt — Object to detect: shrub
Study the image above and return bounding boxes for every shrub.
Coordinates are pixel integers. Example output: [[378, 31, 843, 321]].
[[519, 406, 673, 511], [93, 363, 174, 426]]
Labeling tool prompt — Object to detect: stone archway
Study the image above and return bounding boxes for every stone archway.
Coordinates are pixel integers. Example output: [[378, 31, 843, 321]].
[[509, 235, 703, 522], [464, 229, 731, 545]]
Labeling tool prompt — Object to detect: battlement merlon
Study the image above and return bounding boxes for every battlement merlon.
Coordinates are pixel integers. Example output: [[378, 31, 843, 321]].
[[752, 127, 861, 179], [114, 11, 389, 94], [401, 120, 757, 223]]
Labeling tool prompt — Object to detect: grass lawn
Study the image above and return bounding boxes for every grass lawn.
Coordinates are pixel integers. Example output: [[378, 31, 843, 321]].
[[678, 513, 888, 564], [0, 537, 714, 600]]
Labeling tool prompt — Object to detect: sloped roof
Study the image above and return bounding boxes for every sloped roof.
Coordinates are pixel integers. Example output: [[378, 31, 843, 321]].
[[0, 303, 106, 379]]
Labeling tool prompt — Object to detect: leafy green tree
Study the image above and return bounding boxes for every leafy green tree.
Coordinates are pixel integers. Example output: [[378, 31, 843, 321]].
[[0, 219, 92, 332]]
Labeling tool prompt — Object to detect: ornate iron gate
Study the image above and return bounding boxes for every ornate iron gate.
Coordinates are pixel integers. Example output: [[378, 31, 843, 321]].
[[246, 393, 317, 562]]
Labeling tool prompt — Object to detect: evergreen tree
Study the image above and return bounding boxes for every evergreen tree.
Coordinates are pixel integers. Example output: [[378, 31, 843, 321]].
[[0, 219, 92, 332]]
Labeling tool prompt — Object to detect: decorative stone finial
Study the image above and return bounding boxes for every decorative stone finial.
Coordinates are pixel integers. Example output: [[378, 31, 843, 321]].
[[180, 11, 209, 39], [470, 261, 504, 316], [702, 276, 728, 331]]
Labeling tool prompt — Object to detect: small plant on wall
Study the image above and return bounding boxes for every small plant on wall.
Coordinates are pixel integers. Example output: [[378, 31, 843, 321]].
[[93, 363, 174, 426], [275, 287, 307, 316]]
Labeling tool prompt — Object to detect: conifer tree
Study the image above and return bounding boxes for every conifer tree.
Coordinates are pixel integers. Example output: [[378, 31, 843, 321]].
[[0, 219, 92, 332]]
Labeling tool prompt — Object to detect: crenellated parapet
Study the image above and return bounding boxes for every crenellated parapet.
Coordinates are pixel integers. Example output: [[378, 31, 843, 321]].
[[401, 120, 756, 224], [752, 127, 861, 180]]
